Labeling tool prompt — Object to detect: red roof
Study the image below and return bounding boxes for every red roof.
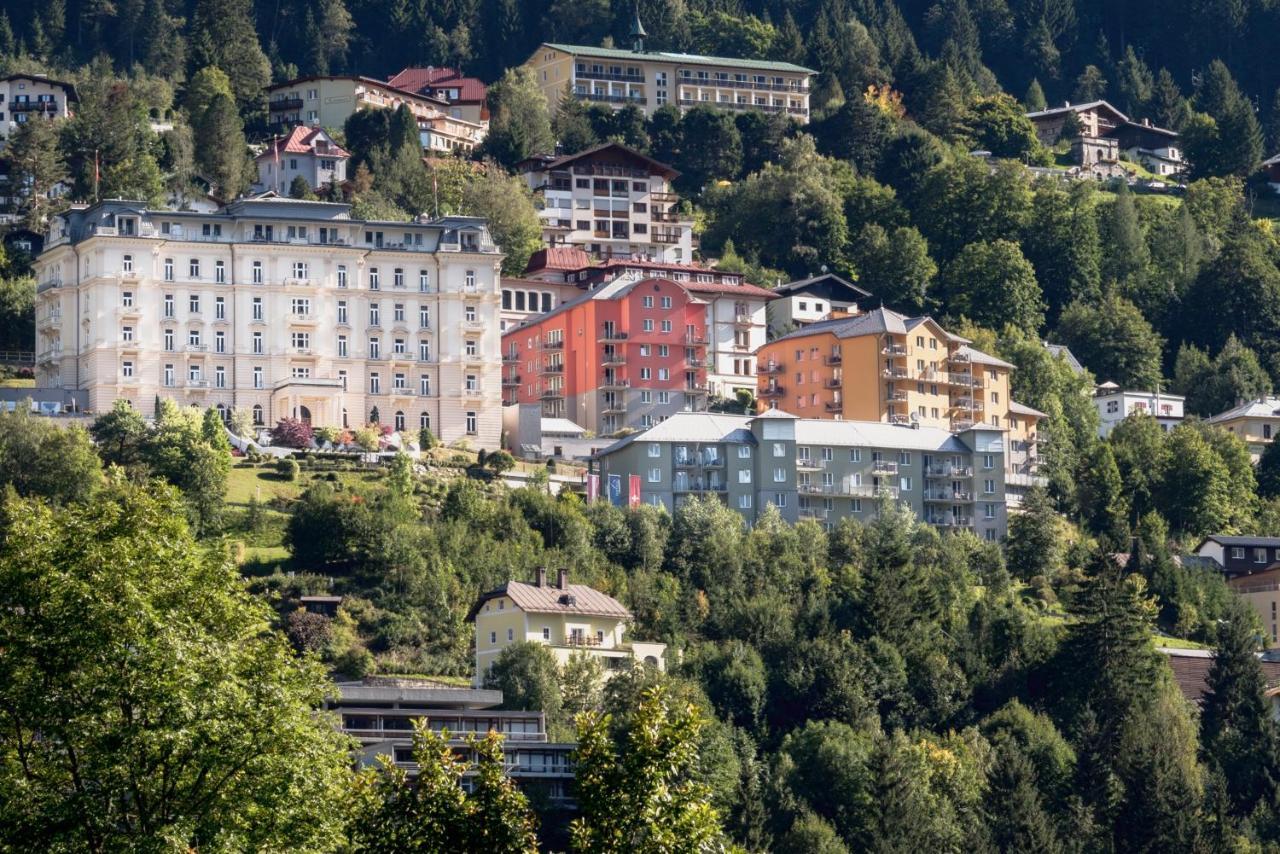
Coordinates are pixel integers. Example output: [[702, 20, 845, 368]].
[[682, 279, 778, 299], [525, 246, 594, 272], [256, 126, 350, 161], [388, 67, 488, 103]]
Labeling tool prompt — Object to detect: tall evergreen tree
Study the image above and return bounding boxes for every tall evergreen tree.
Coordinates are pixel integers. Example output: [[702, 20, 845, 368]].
[[189, 0, 271, 107], [1024, 78, 1047, 111]]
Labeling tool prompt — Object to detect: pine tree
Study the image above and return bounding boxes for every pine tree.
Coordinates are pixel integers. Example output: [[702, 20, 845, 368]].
[[1101, 181, 1149, 291], [773, 10, 805, 65], [1114, 46, 1154, 116], [1024, 78, 1047, 112], [1151, 68, 1190, 130], [139, 0, 187, 82], [7, 117, 67, 230], [1075, 441, 1127, 543], [194, 92, 248, 200], [987, 744, 1063, 853], [1196, 59, 1243, 120], [1201, 596, 1280, 817], [1073, 65, 1107, 102], [1215, 97, 1264, 177], [0, 12, 15, 57], [553, 86, 597, 154], [189, 0, 271, 106]]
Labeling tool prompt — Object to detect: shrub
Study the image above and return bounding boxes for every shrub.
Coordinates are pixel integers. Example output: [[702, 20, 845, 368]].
[[271, 417, 314, 449], [277, 458, 300, 481], [419, 427, 437, 450], [353, 428, 380, 451], [486, 449, 516, 474], [313, 426, 340, 446], [285, 609, 332, 653]]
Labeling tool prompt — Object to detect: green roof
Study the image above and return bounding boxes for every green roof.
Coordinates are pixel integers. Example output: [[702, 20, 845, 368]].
[[539, 43, 815, 75]]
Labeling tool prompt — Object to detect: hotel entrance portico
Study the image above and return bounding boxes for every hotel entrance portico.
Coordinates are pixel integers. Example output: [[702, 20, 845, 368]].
[[271, 377, 346, 427]]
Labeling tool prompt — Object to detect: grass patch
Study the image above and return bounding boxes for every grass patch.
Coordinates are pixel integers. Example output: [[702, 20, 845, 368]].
[[1154, 633, 1210, 650]]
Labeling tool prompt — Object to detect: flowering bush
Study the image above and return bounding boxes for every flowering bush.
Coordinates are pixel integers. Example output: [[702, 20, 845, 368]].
[[270, 417, 314, 449]]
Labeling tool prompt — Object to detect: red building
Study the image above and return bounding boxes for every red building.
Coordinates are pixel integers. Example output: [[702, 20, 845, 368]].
[[502, 277, 710, 435]]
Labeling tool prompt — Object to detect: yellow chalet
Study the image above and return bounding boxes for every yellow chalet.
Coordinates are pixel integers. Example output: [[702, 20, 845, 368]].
[[467, 568, 666, 686]]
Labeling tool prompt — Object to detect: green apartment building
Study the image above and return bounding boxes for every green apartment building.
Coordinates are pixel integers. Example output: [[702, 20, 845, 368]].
[[591, 410, 1010, 540]]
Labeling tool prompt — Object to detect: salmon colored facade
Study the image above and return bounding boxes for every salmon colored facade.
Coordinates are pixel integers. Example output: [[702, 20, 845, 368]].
[[502, 277, 710, 434]]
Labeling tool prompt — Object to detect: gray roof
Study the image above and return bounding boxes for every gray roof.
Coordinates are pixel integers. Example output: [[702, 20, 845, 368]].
[[539, 42, 815, 74], [467, 580, 632, 622], [1207, 397, 1280, 424], [1199, 535, 1280, 549], [772, 273, 871, 299], [1008, 400, 1048, 418], [1044, 342, 1085, 374], [957, 345, 1013, 369], [1025, 100, 1128, 121], [770, 306, 909, 344], [541, 417, 586, 436]]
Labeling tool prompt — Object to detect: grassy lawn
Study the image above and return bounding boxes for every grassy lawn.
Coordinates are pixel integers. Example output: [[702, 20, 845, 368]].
[[1154, 633, 1210, 650], [224, 463, 378, 507]]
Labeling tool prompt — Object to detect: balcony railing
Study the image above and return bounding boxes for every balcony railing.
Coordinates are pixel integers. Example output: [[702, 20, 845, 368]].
[[824, 353, 843, 366], [757, 361, 784, 374], [871, 460, 898, 475], [882, 367, 908, 379], [759, 385, 785, 397], [825, 400, 843, 412], [11, 101, 58, 113], [673, 480, 726, 493], [574, 69, 646, 84], [541, 340, 564, 350], [578, 91, 647, 105], [598, 330, 627, 343], [269, 97, 304, 111], [676, 76, 810, 94], [883, 344, 908, 356]]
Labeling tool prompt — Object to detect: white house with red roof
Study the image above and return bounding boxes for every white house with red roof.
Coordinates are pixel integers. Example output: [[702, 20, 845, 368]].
[[255, 126, 349, 195], [387, 67, 489, 125]]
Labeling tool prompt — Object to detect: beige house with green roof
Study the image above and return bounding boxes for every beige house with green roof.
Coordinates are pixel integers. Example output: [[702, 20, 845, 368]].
[[524, 37, 814, 122]]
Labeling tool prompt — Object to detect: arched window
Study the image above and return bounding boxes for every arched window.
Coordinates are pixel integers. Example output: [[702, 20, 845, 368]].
[[342, 408, 349, 428], [216, 403, 228, 423], [420, 412, 430, 429], [252, 404, 264, 425], [394, 410, 405, 431]]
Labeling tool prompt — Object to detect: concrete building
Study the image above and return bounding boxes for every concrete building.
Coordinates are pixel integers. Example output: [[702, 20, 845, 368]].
[[499, 275, 583, 332], [502, 276, 711, 436], [328, 678, 575, 801], [754, 308, 1044, 504], [524, 17, 814, 123], [0, 73, 77, 140], [522, 254, 777, 402], [590, 409, 1011, 540], [517, 142, 694, 263], [387, 67, 489, 124], [468, 568, 667, 684], [255, 126, 349, 195], [1093, 383, 1185, 437], [1026, 100, 1183, 177], [1195, 535, 1280, 644], [765, 273, 870, 336], [1207, 397, 1280, 461], [33, 198, 503, 446], [265, 75, 486, 155]]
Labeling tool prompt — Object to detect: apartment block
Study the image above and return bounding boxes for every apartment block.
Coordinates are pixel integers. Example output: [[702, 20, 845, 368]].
[[387, 67, 489, 124], [0, 73, 77, 140], [525, 33, 814, 122], [1093, 382, 1185, 437], [522, 254, 776, 401], [468, 568, 666, 685], [591, 410, 1011, 540], [265, 75, 486, 154], [34, 198, 503, 447], [766, 273, 870, 336], [255, 126, 349, 195], [1207, 397, 1280, 461], [754, 308, 1044, 502], [328, 678, 576, 802], [518, 142, 694, 263], [502, 276, 710, 436]]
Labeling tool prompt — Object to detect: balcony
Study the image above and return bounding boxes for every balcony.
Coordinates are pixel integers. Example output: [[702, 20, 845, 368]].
[[36, 348, 62, 365], [598, 330, 627, 343], [540, 389, 565, 400], [579, 91, 647, 105], [684, 384, 709, 395], [888, 389, 908, 402], [650, 192, 680, 204], [882, 344, 908, 357], [269, 96, 304, 111], [684, 332, 708, 345], [824, 353, 843, 366], [949, 351, 971, 363], [542, 339, 565, 349], [882, 367, 908, 379], [929, 516, 974, 528], [601, 351, 626, 366], [796, 458, 824, 471], [674, 454, 723, 468], [871, 460, 898, 475], [185, 379, 211, 390], [503, 374, 521, 386], [11, 101, 59, 113], [462, 318, 485, 331], [733, 313, 755, 326], [676, 75, 811, 94], [542, 362, 565, 374], [759, 384, 785, 398], [37, 310, 61, 331], [824, 377, 842, 389], [673, 479, 726, 493], [503, 352, 519, 363], [953, 419, 975, 431], [687, 357, 712, 369], [825, 400, 843, 412], [889, 414, 912, 425], [926, 464, 973, 478], [757, 361, 784, 375], [288, 312, 318, 325], [600, 378, 630, 390], [574, 69, 646, 84], [601, 399, 626, 414], [36, 279, 63, 295]]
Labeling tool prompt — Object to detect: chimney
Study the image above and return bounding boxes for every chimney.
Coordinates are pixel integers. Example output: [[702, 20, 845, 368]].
[[1063, 100, 1071, 108], [557, 568, 568, 589], [535, 566, 547, 587]]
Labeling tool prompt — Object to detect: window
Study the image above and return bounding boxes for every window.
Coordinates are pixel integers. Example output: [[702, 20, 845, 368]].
[[984, 479, 996, 494], [773, 442, 785, 457], [215, 297, 225, 319], [121, 325, 134, 343], [252, 332, 263, 354], [898, 451, 910, 465], [983, 454, 994, 469], [369, 305, 380, 327], [739, 469, 751, 484], [252, 297, 263, 320], [419, 375, 431, 396], [122, 254, 134, 273], [369, 268, 380, 290], [338, 335, 348, 357], [774, 467, 786, 482], [648, 467, 661, 483], [661, 296, 672, 309], [291, 297, 310, 316], [648, 443, 661, 457], [187, 330, 201, 348], [215, 331, 225, 353], [393, 268, 404, 288], [393, 303, 405, 322], [252, 366, 264, 389], [291, 332, 310, 350], [466, 411, 477, 434], [419, 270, 430, 292], [1232, 547, 1246, 560], [465, 270, 476, 290], [252, 403, 264, 424], [643, 296, 653, 308], [214, 260, 225, 283], [292, 261, 307, 280], [122, 291, 134, 307], [850, 448, 861, 462], [660, 320, 672, 333], [1257, 548, 1269, 563], [899, 476, 912, 492], [739, 495, 753, 510], [419, 340, 431, 362], [465, 374, 478, 392], [542, 627, 550, 640], [337, 265, 348, 288], [163, 364, 174, 386], [337, 300, 348, 324], [643, 319, 654, 332], [368, 339, 381, 359], [189, 259, 200, 279], [251, 261, 263, 284], [163, 259, 174, 281], [121, 360, 134, 378], [163, 294, 175, 318], [369, 373, 381, 394], [984, 504, 996, 520], [163, 330, 174, 351], [738, 445, 751, 458], [189, 295, 200, 314]]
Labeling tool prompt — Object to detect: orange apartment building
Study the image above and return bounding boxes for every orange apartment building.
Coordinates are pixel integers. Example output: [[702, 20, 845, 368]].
[[755, 308, 1045, 503], [503, 277, 710, 435]]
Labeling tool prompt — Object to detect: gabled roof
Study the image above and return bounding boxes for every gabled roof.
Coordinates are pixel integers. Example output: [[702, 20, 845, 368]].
[[1197, 534, 1280, 550], [1008, 400, 1047, 418], [1025, 100, 1130, 122], [1044, 342, 1085, 374], [537, 43, 815, 74], [523, 141, 680, 180], [1, 73, 78, 101], [467, 580, 632, 622], [265, 75, 449, 110], [387, 67, 487, 103], [773, 273, 871, 299], [255, 126, 350, 161], [1206, 397, 1280, 424], [1161, 647, 1280, 705], [769, 306, 910, 344], [524, 246, 594, 273], [957, 345, 1014, 369]]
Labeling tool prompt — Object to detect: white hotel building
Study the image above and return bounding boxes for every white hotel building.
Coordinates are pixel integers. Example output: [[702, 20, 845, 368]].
[[33, 198, 503, 446]]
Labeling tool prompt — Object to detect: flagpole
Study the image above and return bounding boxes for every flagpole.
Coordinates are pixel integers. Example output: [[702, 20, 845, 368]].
[[93, 148, 100, 203]]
